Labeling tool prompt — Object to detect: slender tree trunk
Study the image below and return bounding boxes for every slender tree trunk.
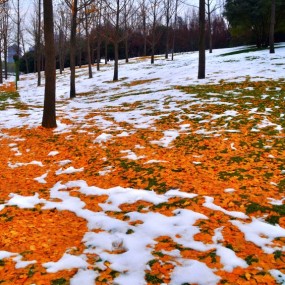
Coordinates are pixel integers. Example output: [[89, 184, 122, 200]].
[[4, 34, 8, 79], [87, 35, 93, 78], [59, 32, 63, 74], [113, 0, 120, 81], [142, 1, 147, 56], [37, 0, 42, 85], [105, 40, 108, 64], [151, 42, 155, 64], [84, 5, 93, 78], [59, 29, 65, 74], [0, 50, 3, 84], [125, 35, 129, 63], [78, 37, 82, 68], [97, 40, 101, 71], [165, 26, 169, 59], [16, 0, 20, 82], [198, 0, 206, 79], [113, 41, 119, 81], [42, 0, 57, 128], [269, 0, 275, 54], [171, 0, 178, 61], [207, 0, 212, 53], [150, 5, 157, 64], [165, 0, 170, 59], [70, 0, 78, 98]]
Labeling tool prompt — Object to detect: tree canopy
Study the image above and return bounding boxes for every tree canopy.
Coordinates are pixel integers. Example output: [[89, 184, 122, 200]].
[[224, 0, 285, 47]]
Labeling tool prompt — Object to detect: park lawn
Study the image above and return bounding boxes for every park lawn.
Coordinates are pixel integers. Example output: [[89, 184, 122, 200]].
[[0, 45, 285, 285]]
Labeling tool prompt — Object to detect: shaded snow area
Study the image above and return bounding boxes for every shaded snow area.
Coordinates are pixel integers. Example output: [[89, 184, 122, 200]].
[[1, 44, 285, 284]]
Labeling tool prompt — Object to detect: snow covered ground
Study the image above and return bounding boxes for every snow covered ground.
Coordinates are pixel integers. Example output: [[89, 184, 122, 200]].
[[0, 44, 285, 284]]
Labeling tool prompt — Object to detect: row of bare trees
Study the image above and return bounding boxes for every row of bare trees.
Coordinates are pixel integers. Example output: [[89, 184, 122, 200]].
[[1, 0, 229, 87], [30, 0, 226, 80], [0, 0, 225, 128], [42, 0, 208, 127]]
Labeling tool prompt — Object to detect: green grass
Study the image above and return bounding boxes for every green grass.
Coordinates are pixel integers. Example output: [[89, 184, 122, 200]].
[[219, 47, 268, 57], [0, 90, 24, 110]]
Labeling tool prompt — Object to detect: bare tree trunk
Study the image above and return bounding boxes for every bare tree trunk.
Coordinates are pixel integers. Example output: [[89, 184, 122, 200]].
[[113, 41, 119, 81], [151, 41, 155, 64], [16, 0, 20, 82], [198, 0, 206, 79], [96, 21, 101, 70], [207, 0, 212, 53], [171, 0, 178, 61], [84, 4, 93, 78], [78, 32, 82, 68], [142, 0, 147, 56], [4, 31, 8, 79], [164, 0, 170, 59], [87, 35, 92, 77], [3, 7, 8, 80], [97, 40, 101, 70], [59, 29, 63, 74], [113, 0, 120, 81], [69, 0, 78, 98], [269, 0, 275, 54], [0, 50, 3, 84], [149, 0, 160, 64], [37, 0, 42, 85], [124, 1, 129, 63], [42, 0, 57, 128], [104, 40, 108, 64]]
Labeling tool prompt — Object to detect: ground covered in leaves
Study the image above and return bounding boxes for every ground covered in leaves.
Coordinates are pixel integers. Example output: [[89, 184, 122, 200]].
[[0, 48, 285, 285]]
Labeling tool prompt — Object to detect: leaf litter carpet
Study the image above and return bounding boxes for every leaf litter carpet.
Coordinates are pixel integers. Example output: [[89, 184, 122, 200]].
[[0, 70, 285, 284]]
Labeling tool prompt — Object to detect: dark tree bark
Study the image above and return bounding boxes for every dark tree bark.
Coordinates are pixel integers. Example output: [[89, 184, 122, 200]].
[[4, 34, 7, 79], [58, 28, 65, 74], [124, 2, 129, 63], [113, 41, 119, 81], [37, 0, 42, 86], [164, 0, 170, 59], [42, 0, 57, 128], [113, 0, 120, 81], [3, 7, 8, 80], [0, 50, 3, 84], [269, 0, 275, 54], [139, 0, 147, 56], [171, 0, 178, 61], [16, 0, 20, 82], [84, 4, 93, 78], [142, 5, 147, 56], [104, 40, 108, 64], [149, 0, 161, 64], [206, 0, 212, 53], [151, 39, 155, 64], [198, 0, 206, 79], [96, 2, 102, 71], [70, 0, 78, 98], [78, 28, 82, 68], [97, 40, 101, 71], [57, 4, 68, 75], [150, 1, 157, 64]]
